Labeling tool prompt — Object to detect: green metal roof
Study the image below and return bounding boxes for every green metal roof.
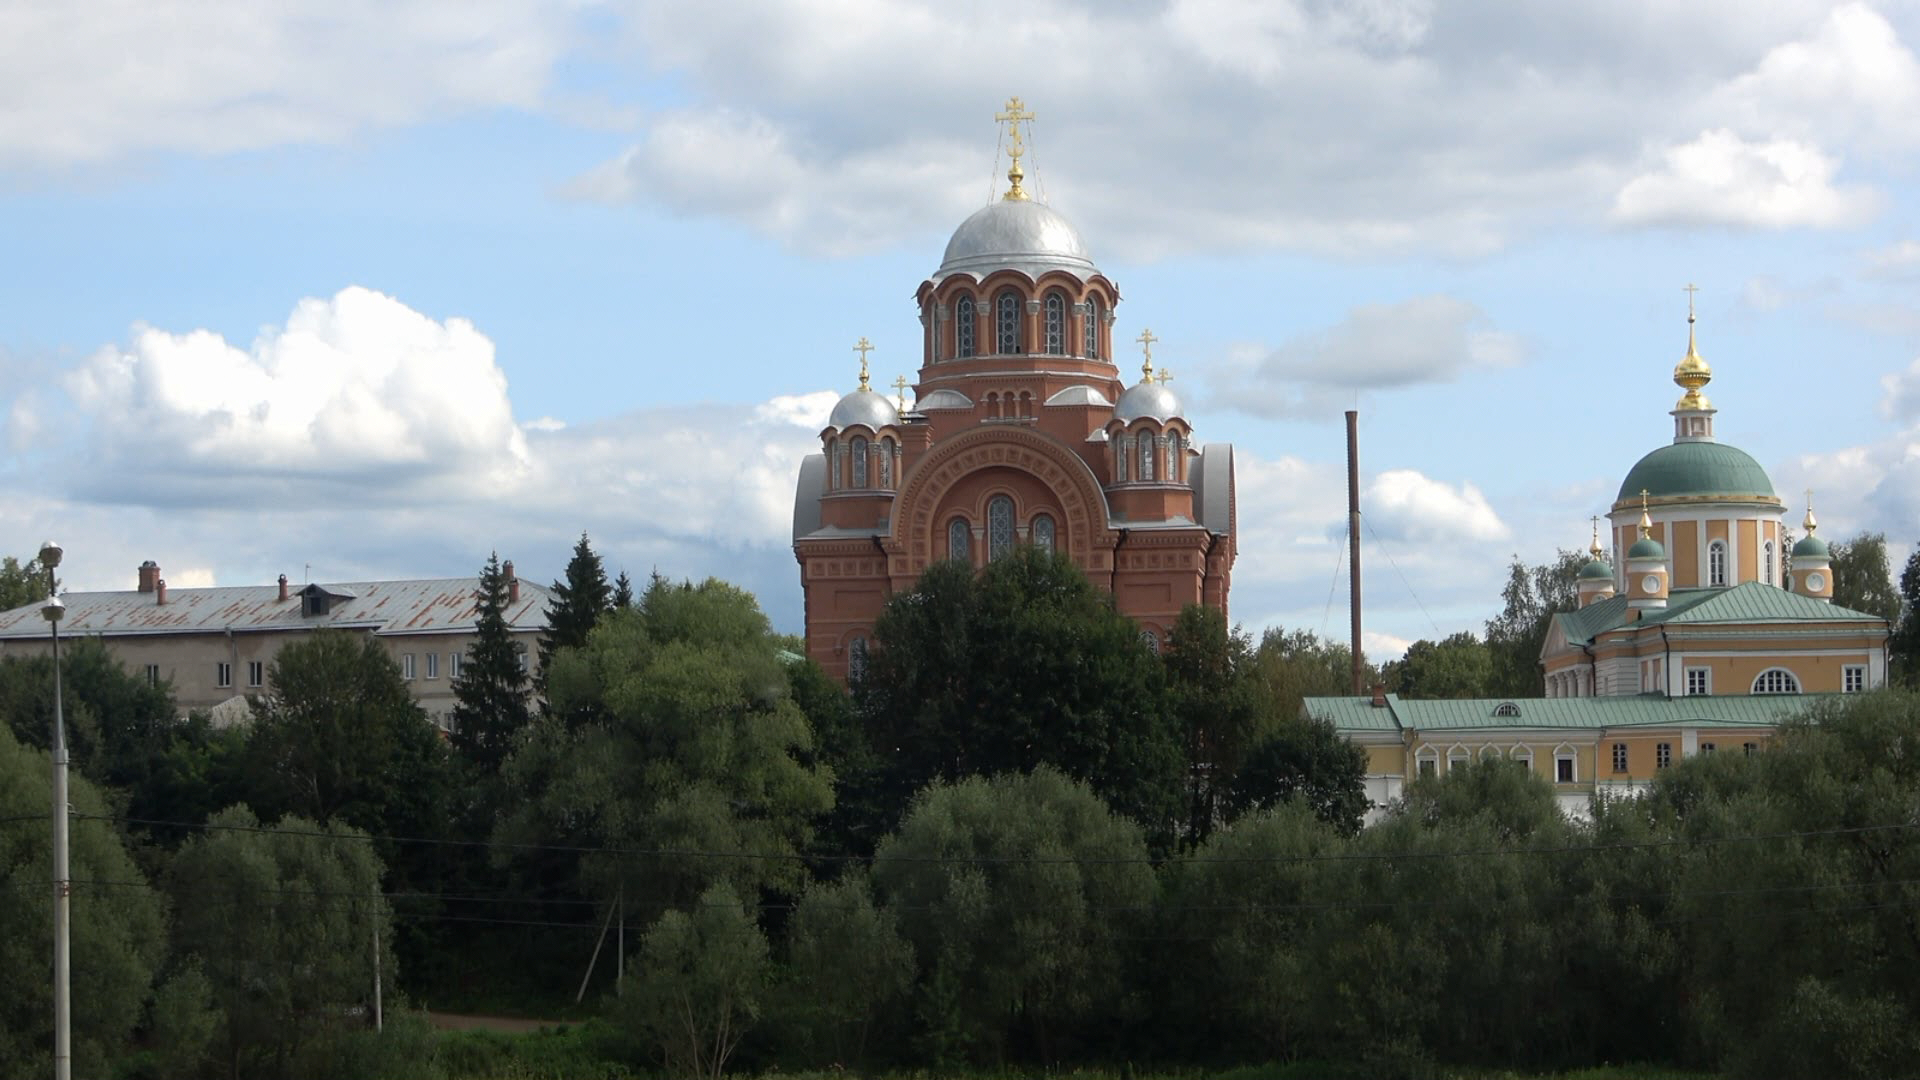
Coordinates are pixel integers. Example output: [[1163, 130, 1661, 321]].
[[1627, 535, 1665, 559], [1550, 583, 1883, 648], [1305, 691, 1838, 735], [1792, 533, 1830, 559], [1578, 558, 1613, 581], [1617, 440, 1776, 501]]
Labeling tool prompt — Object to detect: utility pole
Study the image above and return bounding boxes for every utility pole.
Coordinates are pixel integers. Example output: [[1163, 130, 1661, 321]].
[[40, 540, 70, 1080], [371, 889, 383, 1032], [1345, 413, 1365, 694]]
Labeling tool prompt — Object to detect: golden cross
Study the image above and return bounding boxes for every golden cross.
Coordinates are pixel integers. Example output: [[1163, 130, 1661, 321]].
[[892, 374, 910, 409], [1590, 515, 1603, 556], [1135, 327, 1157, 382], [1154, 367, 1174, 386], [1683, 282, 1699, 320], [854, 337, 873, 390], [995, 96, 1035, 200]]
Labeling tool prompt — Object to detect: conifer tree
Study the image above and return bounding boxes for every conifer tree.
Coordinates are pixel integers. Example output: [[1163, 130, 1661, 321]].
[[537, 532, 612, 690], [450, 552, 532, 773], [612, 568, 635, 609]]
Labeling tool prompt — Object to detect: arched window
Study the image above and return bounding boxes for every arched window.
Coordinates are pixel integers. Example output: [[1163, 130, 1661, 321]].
[[1708, 540, 1727, 586], [948, 518, 971, 563], [1044, 292, 1066, 355], [1115, 438, 1129, 483], [827, 438, 839, 491], [1031, 514, 1056, 553], [988, 495, 1015, 561], [847, 635, 868, 681], [850, 435, 868, 488], [1764, 541, 1775, 585], [1166, 431, 1181, 483], [877, 439, 893, 488], [996, 290, 1021, 354], [956, 295, 976, 358], [1141, 629, 1160, 654], [1753, 668, 1801, 694], [1510, 745, 1534, 773], [1138, 434, 1155, 481], [1085, 299, 1101, 358]]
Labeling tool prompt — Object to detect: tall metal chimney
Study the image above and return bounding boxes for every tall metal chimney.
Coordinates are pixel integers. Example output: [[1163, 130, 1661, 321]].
[[1347, 410, 1363, 695]]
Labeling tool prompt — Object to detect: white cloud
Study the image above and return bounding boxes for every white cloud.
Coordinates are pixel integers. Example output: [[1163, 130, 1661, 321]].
[[1865, 239, 1920, 278], [66, 287, 530, 502], [754, 391, 840, 430], [1879, 357, 1920, 423], [1612, 129, 1879, 228], [1365, 469, 1510, 545], [0, 0, 575, 168], [1215, 295, 1521, 418], [1710, 3, 1920, 153]]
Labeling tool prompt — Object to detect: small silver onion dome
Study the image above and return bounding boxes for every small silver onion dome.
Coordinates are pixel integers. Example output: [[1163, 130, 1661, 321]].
[[935, 200, 1099, 281], [827, 388, 899, 431], [1114, 380, 1183, 424]]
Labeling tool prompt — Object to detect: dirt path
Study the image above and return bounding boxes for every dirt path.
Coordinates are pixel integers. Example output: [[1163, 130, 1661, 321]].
[[425, 1011, 572, 1034]]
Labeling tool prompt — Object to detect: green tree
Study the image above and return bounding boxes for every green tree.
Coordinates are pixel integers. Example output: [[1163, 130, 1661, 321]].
[[499, 577, 833, 910], [1892, 547, 1920, 687], [614, 880, 771, 1080], [537, 532, 612, 693], [166, 806, 392, 1080], [780, 875, 915, 1068], [0, 725, 166, 1078], [1828, 531, 1900, 620], [871, 767, 1158, 1065], [611, 569, 635, 609], [0, 553, 53, 611], [1227, 714, 1370, 834], [1163, 604, 1274, 844], [1248, 625, 1373, 717], [1384, 630, 1495, 698], [858, 548, 1182, 837], [1484, 550, 1585, 697], [0, 636, 179, 796], [450, 552, 533, 768]]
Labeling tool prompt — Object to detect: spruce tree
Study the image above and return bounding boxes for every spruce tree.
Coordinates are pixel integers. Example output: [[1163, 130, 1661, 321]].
[[537, 532, 612, 691], [450, 552, 532, 773], [612, 569, 635, 609]]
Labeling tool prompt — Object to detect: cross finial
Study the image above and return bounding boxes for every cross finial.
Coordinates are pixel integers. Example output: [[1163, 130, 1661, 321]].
[[1638, 489, 1652, 537], [1683, 282, 1699, 322], [892, 374, 910, 409], [1590, 514, 1603, 557], [1805, 488, 1818, 534], [995, 96, 1036, 201], [853, 336, 873, 391], [1135, 327, 1158, 382], [1154, 367, 1174, 386]]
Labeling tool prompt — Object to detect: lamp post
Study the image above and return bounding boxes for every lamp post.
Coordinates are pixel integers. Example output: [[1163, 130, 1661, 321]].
[[38, 540, 69, 1080]]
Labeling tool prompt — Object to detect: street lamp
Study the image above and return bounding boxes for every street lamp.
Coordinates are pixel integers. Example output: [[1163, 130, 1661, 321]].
[[38, 539, 70, 1080]]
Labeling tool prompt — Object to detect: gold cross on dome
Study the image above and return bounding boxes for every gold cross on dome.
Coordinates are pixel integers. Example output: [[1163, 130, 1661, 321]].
[[995, 96, 1035, 201], [1590, 515, 1603, 555], [853, 337, 873, 390], [1683, 282, 1699, 319], [892, 374, 910, 409], [1135, 327, 1158, 382], [1155, 367, 1174, 386]]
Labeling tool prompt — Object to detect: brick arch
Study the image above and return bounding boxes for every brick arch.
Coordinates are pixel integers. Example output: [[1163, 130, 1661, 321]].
[[891, 425, 1115, 570]]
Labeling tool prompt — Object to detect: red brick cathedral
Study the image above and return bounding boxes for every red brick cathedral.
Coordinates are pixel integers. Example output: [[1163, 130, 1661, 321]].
[[792, 100, 1237, 681]]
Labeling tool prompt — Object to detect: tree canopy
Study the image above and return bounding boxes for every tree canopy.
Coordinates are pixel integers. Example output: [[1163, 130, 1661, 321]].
[[537, 532, 612, 692], [1828, 531, 1900, 621], [450, 551, 533, 769]]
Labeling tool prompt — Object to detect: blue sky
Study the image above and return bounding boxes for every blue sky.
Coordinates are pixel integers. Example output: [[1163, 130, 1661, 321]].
[[4, 0, 1919, 658]]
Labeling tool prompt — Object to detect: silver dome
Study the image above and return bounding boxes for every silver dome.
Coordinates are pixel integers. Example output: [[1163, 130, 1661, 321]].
[[1045, 384, 1113, 408], [1114, 381, 1183, 424], [935, 200, 1099, 281], [827, 388, 900, 431]]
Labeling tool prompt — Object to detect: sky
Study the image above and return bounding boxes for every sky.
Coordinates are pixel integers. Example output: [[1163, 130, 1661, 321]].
[[4, 0, 1919, 660]]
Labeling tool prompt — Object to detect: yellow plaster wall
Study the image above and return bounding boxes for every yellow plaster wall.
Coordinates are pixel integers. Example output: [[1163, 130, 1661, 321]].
[[1738, 520, 1758, 582], [1365, 744, 1405, 775], [1672, 520, 1699, 585]]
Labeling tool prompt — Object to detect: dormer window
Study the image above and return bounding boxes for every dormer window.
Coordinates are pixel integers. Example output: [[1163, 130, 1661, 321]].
[[1492, 702, 1521, 718], [297, 583, 354, 618]]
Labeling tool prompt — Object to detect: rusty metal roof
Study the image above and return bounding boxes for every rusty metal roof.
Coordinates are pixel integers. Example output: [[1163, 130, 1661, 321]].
[[0, 577, 552, 639]]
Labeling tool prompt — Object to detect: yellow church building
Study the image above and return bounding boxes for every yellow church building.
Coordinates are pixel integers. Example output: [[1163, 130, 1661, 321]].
[[1308, 299, 1893, 818]]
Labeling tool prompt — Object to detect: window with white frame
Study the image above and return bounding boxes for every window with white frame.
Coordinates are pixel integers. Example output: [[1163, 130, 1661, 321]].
[[425, 652, 438, 680], [145, 664, 161, 687], [247, 661, 264, 688], [449, 652, 463, 679], [956, 295, 976, 357], [1764, 541, 1775, 585], [216, 662, 232, 688], [1656, 742, 1672, 768], [1510, 745, 1534, 773], [402, 653, 416, 680], [1708, 540, 1727, 586], [1685, 667, 1710, 696], [1612, 742, 1628, 773], [1701, 742, 1716, 754], [1752, 668, 1800, 694], [1417, 749, 1437, 778], [1480, 745, 1502, 763], [1844, 665, 1867, 693], [1555, 751, 1576, 783], [1448, 747, 1470, 773]]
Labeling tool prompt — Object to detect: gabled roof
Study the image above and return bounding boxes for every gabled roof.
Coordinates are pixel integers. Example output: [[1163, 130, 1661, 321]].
[[1305, 691, 1836, 734], [0, 576, 551, 639], [1548, 583, 1886, 652]]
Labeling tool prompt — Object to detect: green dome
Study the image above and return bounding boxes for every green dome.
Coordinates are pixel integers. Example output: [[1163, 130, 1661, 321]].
[[1627, 535, 1665, 560], [1792, 533, 1830, 560], [1579, 558, 1613, 581], [1617, 441, 1776, 502]]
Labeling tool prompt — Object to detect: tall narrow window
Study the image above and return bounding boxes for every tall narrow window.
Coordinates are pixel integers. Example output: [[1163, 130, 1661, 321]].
[[1115, 439, 1129, 483], [1031, 514, 1056, 553], [996, 290, 1021, 354], [988, 495, 1015, 561], [1085, 300, 1101, 358], [1708, 540, 1727, 586], [878, 440, 893, 488], [848, 635, 868, 681], [827, 438, 839, 491], [956, 295, 976, 358], [1139, 435, 1155, 481], [1044, 292, 1066, 354], [851, 435, 869, 487], [1166, 431, 1181, 482], [948, 518, 971, 563], [1764, 541, 1775, 585], [1611, 743, 1628, 772]]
